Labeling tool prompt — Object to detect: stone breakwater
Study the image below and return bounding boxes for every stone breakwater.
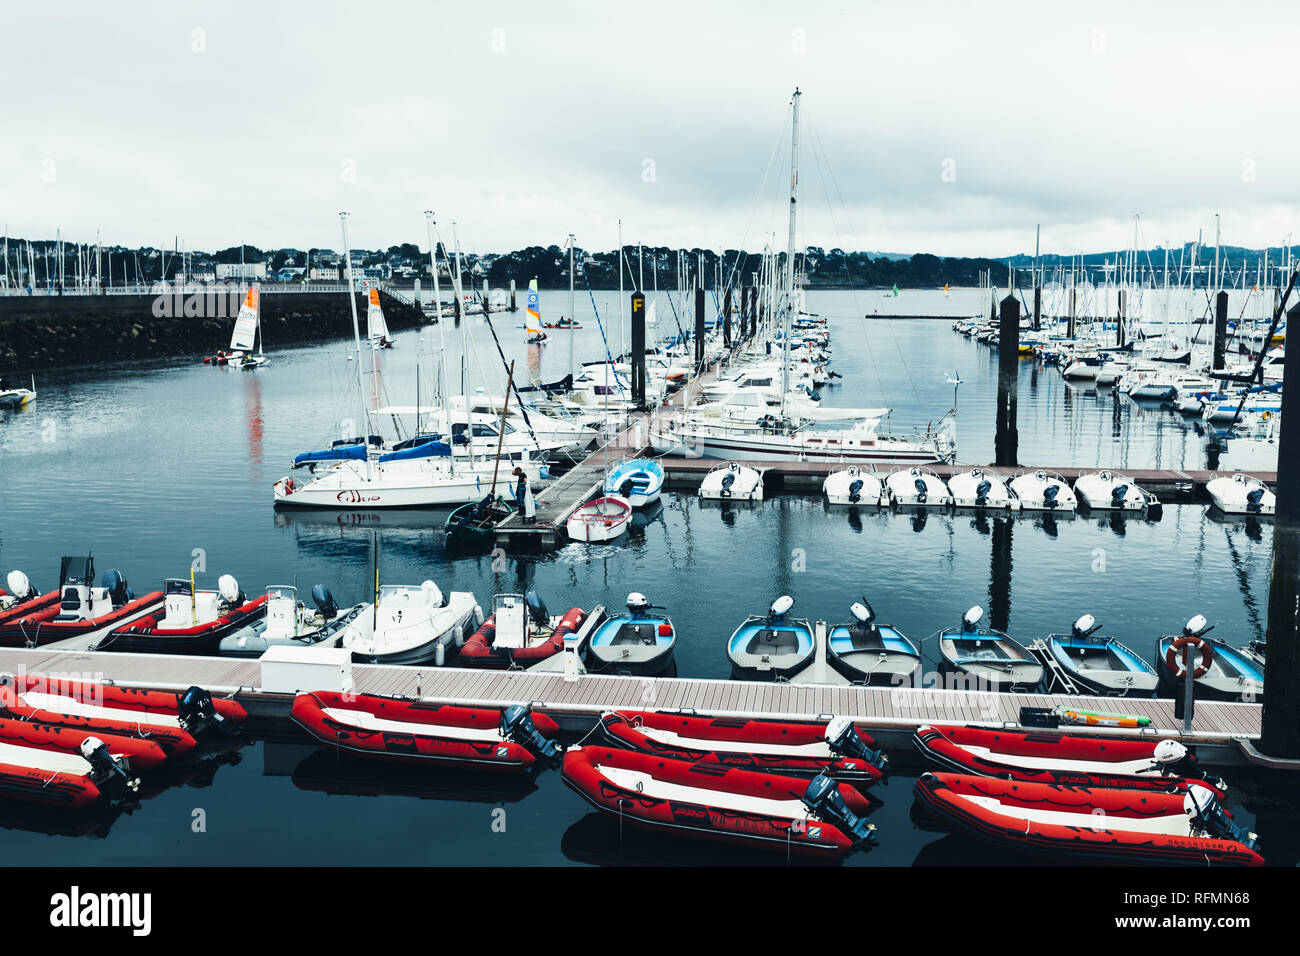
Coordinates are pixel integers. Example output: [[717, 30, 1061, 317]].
[[0, 290, 427, 372]]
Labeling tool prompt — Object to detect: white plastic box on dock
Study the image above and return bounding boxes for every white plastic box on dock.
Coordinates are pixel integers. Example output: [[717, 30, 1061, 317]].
[[259, 644, 354, 695]]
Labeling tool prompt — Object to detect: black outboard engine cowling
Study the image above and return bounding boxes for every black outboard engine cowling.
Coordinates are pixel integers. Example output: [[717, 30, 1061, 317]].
[[720, 473, 735, 497], [1185, 788, 1259, 851], [1112, 484, 1130, 505], [975, 479, 991, 504], [618, 478, 636, 497], [79, 737, 140, 793], [801, 773, 875, 848], [178, 685, 237, 737], [1247, 487, 1265, 513], [848, 479, 863, 503], [312, 584, 339, 619], [525, 589, 549, 627], [1044, 484, 1060, 509], [500, 704, 561, 766], [824, 717, 887, 772], [913, 477, 928, 502], [101, 569, 131, 606]]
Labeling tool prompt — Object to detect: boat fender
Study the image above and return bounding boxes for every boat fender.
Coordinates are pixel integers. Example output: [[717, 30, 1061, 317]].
[[501, 704, 561, 766], [79, 736, 141, 792], [179, 685, 239, 737], [1184, 787, 1258, 851], [801, 773, 875, 847], [824, 717, 887, 771], [312, 584, 339, 619], [1166, 636, 1213, 680]]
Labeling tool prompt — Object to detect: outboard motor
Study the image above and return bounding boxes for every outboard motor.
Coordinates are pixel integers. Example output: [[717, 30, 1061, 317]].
[[178, 685, 238, 737], [847, 479, 863, 503], [913, 477, 928, 503], [1184, 786, 1258, 851], [500, 704, 561, 766], [1043, 484, 1060, 509], [1111, 483, 1130, 506], [824, 716, 888, 772], [720, 472, 736, 497], [311, 584, 339, 619], [960, 605, 984, 635], [101, 569, 131, 607], [618, 477, 637, 497], [1246, 487, 1265, 513], [3, 570, 36, 605], [801, 773, 876, 848], [79, 736, 140, 793], [850, 601, 875, 629], [217, 574, 245, 609], [626, 592, 651, 619], [975, 478, 992, 505], [1183, 614, 1213, 640], [525, 589, 549, 627], [422, 580, 446, 607], [767, 594, 794, 624], [1071, 614, 1102, 641], [1153, 740, 1226, 792]]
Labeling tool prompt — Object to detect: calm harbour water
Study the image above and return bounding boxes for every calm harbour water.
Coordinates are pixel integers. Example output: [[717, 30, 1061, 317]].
[[0, 288, 1289, 866]]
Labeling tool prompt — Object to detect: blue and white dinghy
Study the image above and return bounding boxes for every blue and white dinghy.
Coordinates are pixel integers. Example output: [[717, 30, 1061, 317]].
[[726, 595, 814, 681], [1045, 614, 1159, 697], [603, 459, 664, 508]]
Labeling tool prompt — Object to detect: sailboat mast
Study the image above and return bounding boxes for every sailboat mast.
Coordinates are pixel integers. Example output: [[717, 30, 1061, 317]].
[[339, 212, 371, 476], [452, 222, 472, 464], [424, 210, 454, 475], [569, 233, 576, 384]]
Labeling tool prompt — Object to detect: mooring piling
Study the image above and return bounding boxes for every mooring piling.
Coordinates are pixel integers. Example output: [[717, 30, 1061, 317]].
[[994, 294, 1020, 467], [1213, 290, 1228, 370], [631, 290, 646, 410]]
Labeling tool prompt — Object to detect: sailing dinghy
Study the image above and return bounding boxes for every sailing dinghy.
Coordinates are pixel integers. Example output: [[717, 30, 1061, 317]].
[[204, 286, 267, 367], [367, 287, 394, 349]]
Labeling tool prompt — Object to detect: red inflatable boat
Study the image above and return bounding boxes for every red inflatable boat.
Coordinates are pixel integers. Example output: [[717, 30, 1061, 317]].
[[563, 746, 876, 856], [600, 711, 887, 782], [99, 579, 268, 655], [0, 717, 169, 774], [291, 691, 563, 772], [0, 558, 164, 648], [913, 724, 1225, 794], [460, 598, 585, 669], [0, 674, 246, 756], [913, 772, 1264, 866]]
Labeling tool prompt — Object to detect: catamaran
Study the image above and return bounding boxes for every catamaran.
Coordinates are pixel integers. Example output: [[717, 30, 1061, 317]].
[[525, 278, 547, 343]]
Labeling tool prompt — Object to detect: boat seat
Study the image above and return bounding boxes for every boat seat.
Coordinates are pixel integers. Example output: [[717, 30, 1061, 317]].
[[744, 628, 801, 655], [609, 622, 658, 646]]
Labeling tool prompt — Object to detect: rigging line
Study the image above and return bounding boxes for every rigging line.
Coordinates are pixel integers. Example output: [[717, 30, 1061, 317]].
[[578, 257, 629, 396], [476, 297, 543, 451], [723, 103, 794, 295]]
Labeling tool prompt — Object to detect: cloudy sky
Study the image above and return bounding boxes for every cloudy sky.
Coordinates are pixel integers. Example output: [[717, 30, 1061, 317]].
[[2, 1, 1295, 258]]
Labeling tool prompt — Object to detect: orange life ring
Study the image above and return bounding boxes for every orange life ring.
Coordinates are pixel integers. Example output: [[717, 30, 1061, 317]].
[[1165, 636, 1213, 679]]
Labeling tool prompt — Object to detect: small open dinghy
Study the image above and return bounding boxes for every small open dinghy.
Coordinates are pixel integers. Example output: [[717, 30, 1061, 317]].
[[561, 745, 876, 856], [1206, 473, 1275, 515], [340, 580, 481, 666], [727, 596, 814, 681], [912, 772, 1263, 866], [826, 600, 922, 686], [1155, 615, 1263, 702], [219, 584, 365, 657], [0, 675, 245, 756], [914, 725, 1225, 794], [99, 574, 267, 655], [1009, 470, 1077, 512], [823, 465, 886, 506], [444, 494, 516, 551], [1045, 614, 1159, 696], [935, 606, 1043, 692], [599, 712, 887, 782], [604, 459, 664, 508], [698, 462, 763, 501], [586, 593, 676, 675], [885, 466, 951, 507], [1074, 470, 1160, 514], [947, 468, 1014, 509], [460, 591, 586, 669], [291, 692, 561, 773], [566, 495, 633, 543], [0, 558, 164, 648]]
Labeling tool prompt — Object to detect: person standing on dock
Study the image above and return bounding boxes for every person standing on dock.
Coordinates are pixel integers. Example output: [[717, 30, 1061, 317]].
[[512, 466, 536, 521]]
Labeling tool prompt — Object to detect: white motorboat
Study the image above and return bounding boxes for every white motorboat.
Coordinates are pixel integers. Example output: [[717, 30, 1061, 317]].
[[603, 459, 664, 508], [218, 584, 366, 657], [823, 465, 886, 506], [947, 468, 1015, 509], [650, 415, 953, 465], [1206, 474, 1275, 515], [565, 495, 633, 543], [1061, 354, 1101, 380], [1073, 470, 1159, 513], [884, 466, 951, 507], [698, 462, 764, 501], [1009, 469, 1078, 512], [340, 581, 481, 666], [0, 375, 36, 409]]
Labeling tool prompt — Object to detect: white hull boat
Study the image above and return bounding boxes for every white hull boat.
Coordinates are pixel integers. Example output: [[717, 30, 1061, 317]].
[[885, 466, 951, 507], [566, 495, 633, 543], [1073, 471, 1158, 513], [823, 466, 886, 506], [1009, 470, 1078, 512], [947, 468, 1015, 509], [649, 418, 950, 465], [340, 582, 481, 666], [1206, 474, 1275, 515], [698, 462, 764, 501]]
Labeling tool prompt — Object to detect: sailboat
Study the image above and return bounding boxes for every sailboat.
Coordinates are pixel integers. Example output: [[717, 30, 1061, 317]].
[[525, 279, 547, 343], [205, 287, 267, 367], [367, 287, 394, 349], [0, 374, 35, 409]]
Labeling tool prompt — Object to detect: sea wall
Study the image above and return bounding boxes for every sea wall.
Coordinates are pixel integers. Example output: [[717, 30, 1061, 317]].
[[0, 290, 427, 372]]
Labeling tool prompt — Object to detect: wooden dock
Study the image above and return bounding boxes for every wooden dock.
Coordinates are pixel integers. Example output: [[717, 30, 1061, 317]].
[[0, 646, 1265, 768]]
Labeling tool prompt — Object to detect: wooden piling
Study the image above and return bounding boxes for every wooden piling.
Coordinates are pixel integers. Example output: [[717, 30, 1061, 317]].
[[994, 295, 1020, 467], [1260, 302, 1300, 757]]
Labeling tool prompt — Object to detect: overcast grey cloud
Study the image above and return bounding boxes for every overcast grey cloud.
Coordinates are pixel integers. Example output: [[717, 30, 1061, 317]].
[[1, 0, 1295, 257]]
